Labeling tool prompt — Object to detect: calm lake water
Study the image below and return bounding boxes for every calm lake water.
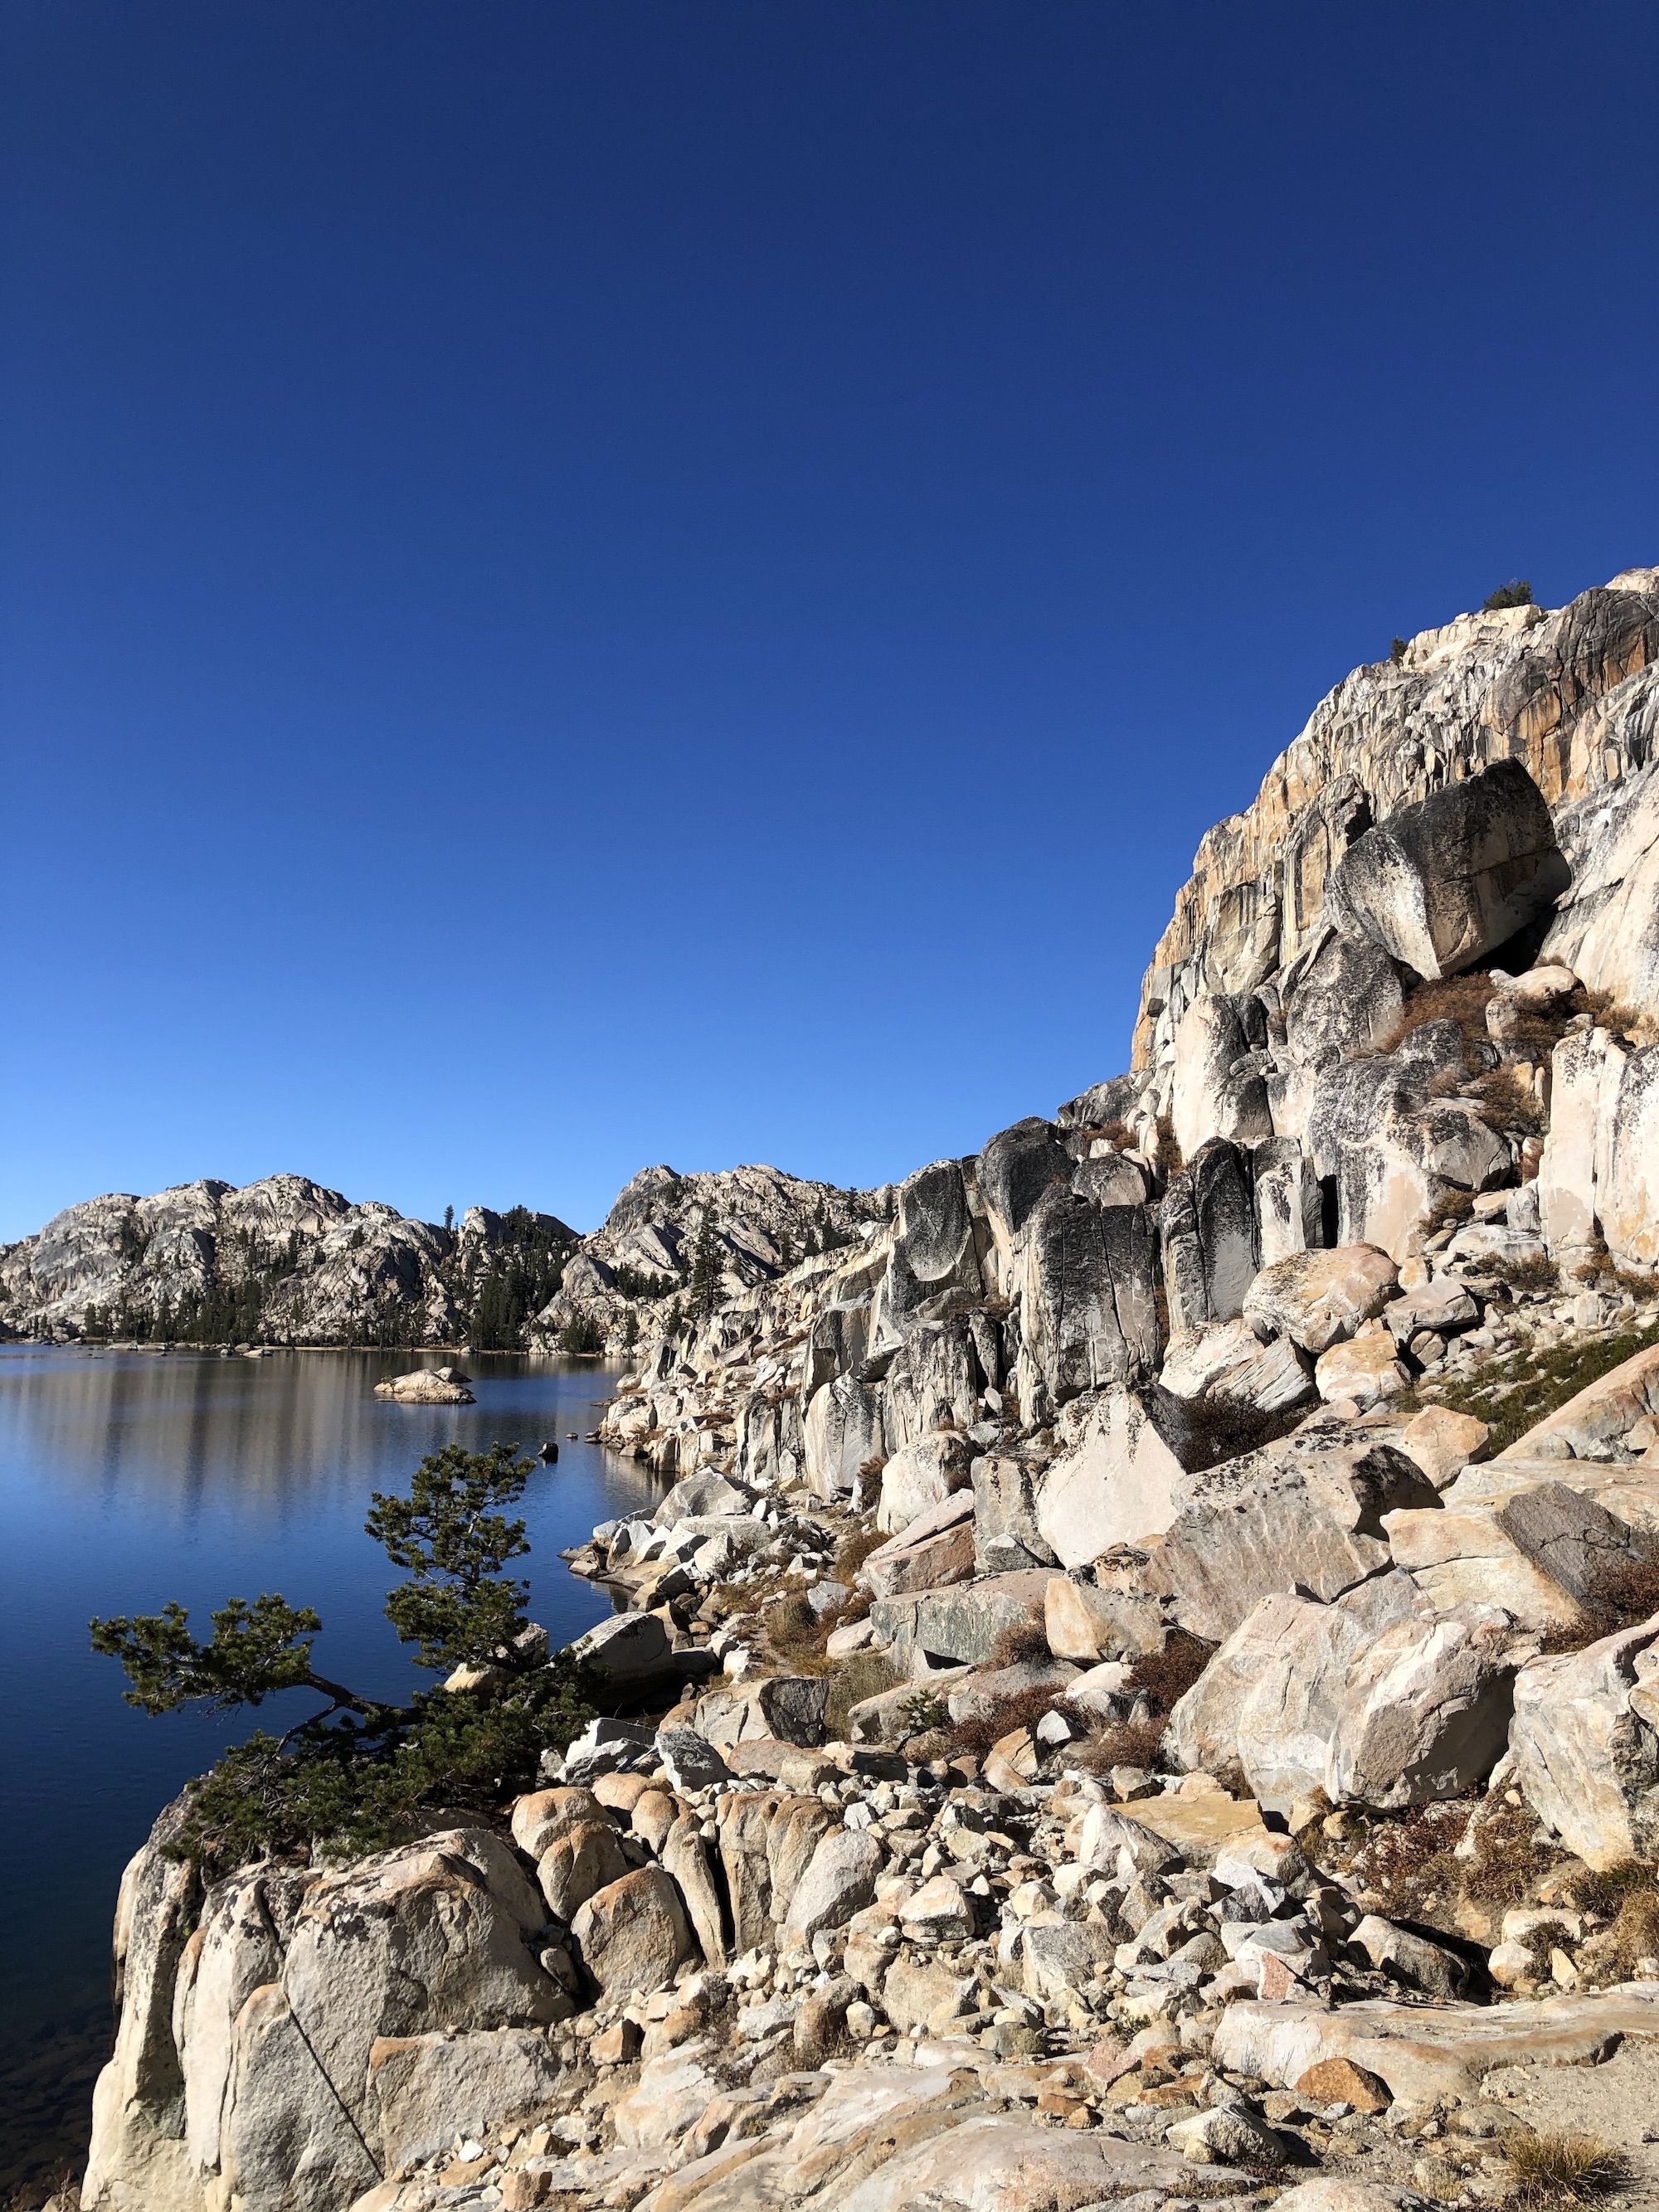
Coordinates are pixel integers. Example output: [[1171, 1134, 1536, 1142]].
[[0, 1344, 659, 2192]]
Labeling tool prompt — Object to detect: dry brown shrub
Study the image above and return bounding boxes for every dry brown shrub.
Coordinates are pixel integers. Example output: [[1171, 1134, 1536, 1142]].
[[950, 1683, 1063, 1760], [1582, 990, 1650, 1046], [1064, 1712, 1167, 1777], [988, 1619, 1051, 1669], [1541, 1544, 1659, 1653], [1463, 1796, 1555, 1913], [1127, 1629, 1215, 1715], [833, 1522, 887, 1582], [1373, 973, 1496, 1057], [1425, 1185, 1477, 1235], [1606, 1886, 1659, 1976], [1472, 1064, 1547, 1137]]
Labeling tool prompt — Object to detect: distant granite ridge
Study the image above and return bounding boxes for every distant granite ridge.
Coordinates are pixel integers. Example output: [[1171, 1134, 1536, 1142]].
[[0, 1162, 885, 1352]]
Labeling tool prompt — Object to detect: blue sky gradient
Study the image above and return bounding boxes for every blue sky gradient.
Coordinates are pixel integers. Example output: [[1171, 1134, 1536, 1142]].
[[4, 2, 1657, 1237]]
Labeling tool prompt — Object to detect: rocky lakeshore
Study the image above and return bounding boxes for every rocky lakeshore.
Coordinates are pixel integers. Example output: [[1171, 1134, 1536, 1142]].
[[53, 567, 1659, 2212]]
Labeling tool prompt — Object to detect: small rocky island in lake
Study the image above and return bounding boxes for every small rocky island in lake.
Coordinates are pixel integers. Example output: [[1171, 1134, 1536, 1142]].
[[374, 1364, 474, 1404]]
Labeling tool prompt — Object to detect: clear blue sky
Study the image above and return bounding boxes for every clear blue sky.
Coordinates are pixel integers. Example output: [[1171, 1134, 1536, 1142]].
[[3, 2, 1656, 1241]]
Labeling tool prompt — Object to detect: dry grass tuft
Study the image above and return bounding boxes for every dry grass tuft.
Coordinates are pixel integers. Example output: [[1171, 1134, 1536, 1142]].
[[1506, 2132, 1632, 2205], [833, 1522, 887, 1583], [1472, 1065, 1547, 1138], [950, 1682, 1061, 1760], [823, 1650, 900, 1739]]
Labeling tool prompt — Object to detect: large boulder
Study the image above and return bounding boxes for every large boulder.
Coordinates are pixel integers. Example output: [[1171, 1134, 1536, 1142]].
[[803, 1373, 888, 1500], [1508, 1614, 1659, 1868], [1328, 759, 1570, 980], [569, 1610, 677, 1695], [1034, 1387, 1210, 1570], [861, 1490, 976, 1598], [875, 1430, 974, 1533], [871, 1568, 1051, 1670], [976, 1116, 1072, 1250], [1170, 1579, 1515, 1814], [1306, 1033, 1511, 1259], [536, 1820, 630, 1921], [1149, 1427, 1441, 1643], [1017, 1184, 1160, 1408], [1271, 934, 1407, 1143], [782, 1829, 883, 1942], [1385, 1480, 1648, 1634], [1243, 1245, 1399, 1353], [881, 1159, 982, 1328], [569, 1867, 698, 1996], [365, 2027, 560, 2179]]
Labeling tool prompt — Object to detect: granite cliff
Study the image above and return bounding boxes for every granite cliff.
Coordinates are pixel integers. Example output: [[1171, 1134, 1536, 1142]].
[[67, 566, 1659, 2212]]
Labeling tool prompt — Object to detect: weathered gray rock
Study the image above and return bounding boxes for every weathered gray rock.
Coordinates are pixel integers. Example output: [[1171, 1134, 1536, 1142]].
[[1350, 1914, 1469, 1998], [881, 1158, 982, 1327], [1149, 1428, 1440, 1643], [1017, 1184, 1160, 1407], [365, 2027, 560, 2178], [1271, 933, 1407, 1143], [782, 1829, 883, 1942], [875, 1430, 974, 1533], [1034, 1386, 1210, 1570], [970, 1450, 1058, 1573], [1170, 992, 1272, 1161], [871, 1568, 1051, 1669], [803, 1372, 888, 1500], [976, 1116, 1072, 1247], [1160, 1139, 1260, 1334], [570, 1610, 677, 1694], [1509, 1614, 1659, 1868], [1328, 758, 1570, 980]]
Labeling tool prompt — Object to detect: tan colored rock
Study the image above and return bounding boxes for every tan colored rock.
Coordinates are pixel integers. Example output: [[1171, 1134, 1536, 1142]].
[[536, 1820, 630, 1922], [1044, 1572, 1163, 1661], [569, 1867, 698, 1998], [659, 1816, 727, 1966], [1243, 1246, 1399, 1354], [1315, 1334, 1410, 1407], [509, 1786, 604, 1860], [860, 1490, 976, 1597], [1214, 1985, 1659, 2104], [1399, 1405, 1491, 1489], [630, 1787, 680, 1856], [1293, 2057, 1391, 2113]]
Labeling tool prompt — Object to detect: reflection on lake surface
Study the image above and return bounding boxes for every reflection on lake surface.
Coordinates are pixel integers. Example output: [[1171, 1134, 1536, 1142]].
[[0, 1343, 659, 2190]]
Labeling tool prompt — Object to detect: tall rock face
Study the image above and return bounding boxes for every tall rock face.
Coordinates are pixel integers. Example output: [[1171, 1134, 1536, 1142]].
[[1134, 571, 1659, 1096], [0, 1177, 577, 1347]]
